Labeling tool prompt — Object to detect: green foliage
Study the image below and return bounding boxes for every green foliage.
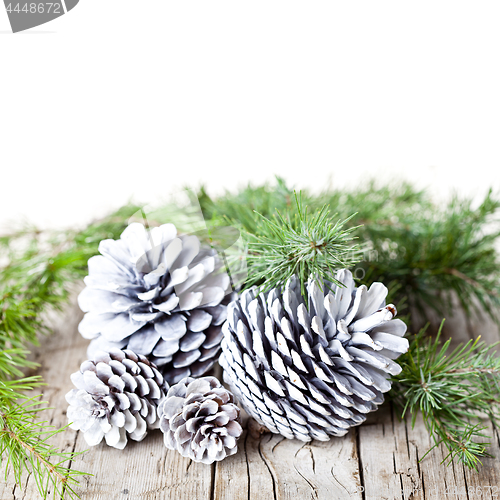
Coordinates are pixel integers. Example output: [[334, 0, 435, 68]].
[[198, 176, 299, 235], [390, 320, 500, 470], [240, 193, 362, 298], [357, 189, 500, 321], [316, 180, 432, 228]]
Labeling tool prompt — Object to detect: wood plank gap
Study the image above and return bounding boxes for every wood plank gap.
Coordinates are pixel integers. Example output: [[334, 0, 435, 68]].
[[461, 466, 471, 500], [59, 429, 80, 500], [355, 428, 366, 500], [410, 422, 425, 500], [20, 473, 31, 500], [415, 447, 426, 500], [292, 443, 319, 498], [393, 453, 404, 500], [209, 463, 216, 500], [271, 436, 285, 453], [244, 432, 250, 500], [403, 416, 410, 460], [258, 436, 277, 500]]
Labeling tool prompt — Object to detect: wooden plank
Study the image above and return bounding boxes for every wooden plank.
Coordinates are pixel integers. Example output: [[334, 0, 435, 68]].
[[2, 293, 500, 499], [358, 399, 498, 500], [409, 291, 500, 350], [215, 411, 363, 500], [462, 298, 500, 499], [440, 292, 476, 350], [293, 433, 363, 500], [465, 296, 500, 353], [359, 295, 500, 500], [358, 402, 419, 500], [0, 449, 31, 500], [462, 419, 500, 500], [69, 433, 213, 500], [23, 302, 89, 500], [214, 425, 276, 500], [259, 429, 362, 500], [391, 405, 424, 499], [408, 409, 469, 500]]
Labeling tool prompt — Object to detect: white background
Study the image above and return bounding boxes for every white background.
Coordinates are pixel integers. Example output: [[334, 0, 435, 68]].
[[1, 1, 500, 232]]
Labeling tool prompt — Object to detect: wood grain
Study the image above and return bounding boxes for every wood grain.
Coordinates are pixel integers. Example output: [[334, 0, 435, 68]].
[[1, 297, 499, 500]]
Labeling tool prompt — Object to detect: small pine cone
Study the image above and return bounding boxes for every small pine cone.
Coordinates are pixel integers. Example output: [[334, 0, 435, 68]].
[[77, 222, 232, 384], [65, 349, 168, 449], [158, 376, 243, 464], [219, 270, 409, 442]]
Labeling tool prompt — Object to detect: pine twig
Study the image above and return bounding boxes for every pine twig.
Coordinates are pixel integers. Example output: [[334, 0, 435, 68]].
[[0, 398, 89, 499], [237, 191, 362, 297], [390, 320, 500, 471]]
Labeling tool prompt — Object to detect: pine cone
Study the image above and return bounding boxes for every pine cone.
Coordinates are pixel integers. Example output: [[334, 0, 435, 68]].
[[158, 376, 243, 464], [78, 222, 231, 384], [219, 270, 409, 442], [65, 349, 168, 449]]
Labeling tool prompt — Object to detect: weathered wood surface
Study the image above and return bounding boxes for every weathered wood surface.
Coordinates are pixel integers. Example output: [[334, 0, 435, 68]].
[[1, 297, 500, 500]]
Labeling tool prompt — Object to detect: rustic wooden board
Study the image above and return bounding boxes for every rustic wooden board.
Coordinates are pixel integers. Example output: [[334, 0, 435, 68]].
[[1, 297, 500, 500]]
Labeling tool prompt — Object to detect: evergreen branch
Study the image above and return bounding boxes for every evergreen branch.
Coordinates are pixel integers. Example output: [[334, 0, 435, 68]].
[[444, 267, 500, 298], [355, 188, 500, 323], [0, 398, 88, 499], [198, 175, 298, 235], [390, 320, 500, 470], [0, 341, 89, 499], [238, 192, 363, 297]]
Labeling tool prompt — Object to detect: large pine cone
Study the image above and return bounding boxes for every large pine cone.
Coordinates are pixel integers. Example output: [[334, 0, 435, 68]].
[[65, 349, 168, 449], [219, 270, 409, 442], [158, 376, 243, 464], [78, 222, 231, 384]]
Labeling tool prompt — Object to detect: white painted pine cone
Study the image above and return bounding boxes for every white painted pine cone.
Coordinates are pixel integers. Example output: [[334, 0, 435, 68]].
[[77, 222, 231, 384], [219, 270, 409, 442], [65, 348, 168, 449], [158, 376, 243, 464]]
